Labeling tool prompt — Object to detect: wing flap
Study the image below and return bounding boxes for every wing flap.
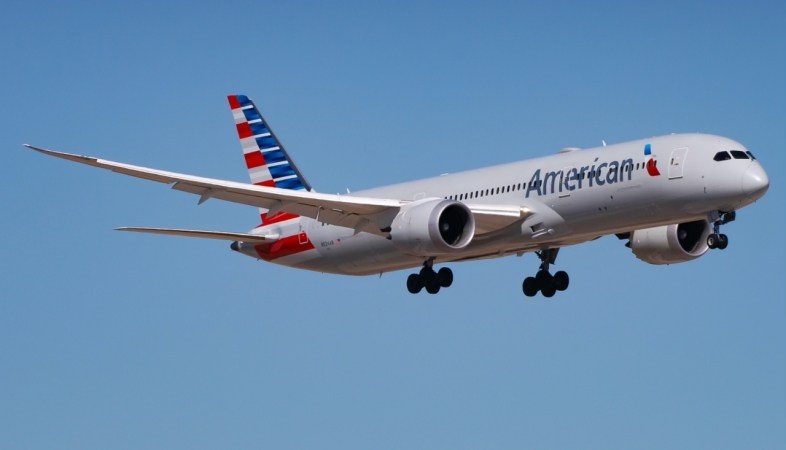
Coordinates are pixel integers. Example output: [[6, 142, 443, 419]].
[[115, 227, 278, 243]]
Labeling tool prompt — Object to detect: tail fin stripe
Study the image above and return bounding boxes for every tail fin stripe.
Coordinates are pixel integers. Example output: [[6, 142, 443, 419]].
[[244, 152, 266, 169], [228, 94, 311, 194], [232, 110, 246, 123], [261, 151, 287, 164], [274, 178, 304, 190], [236, 122, 254, 139], [249, 169, 274, 185], [240, 138, 259, 153], [243, 109, 262, 121], [269, 165, 296, 179], [248, 122, 269, 136], [255, 135, 278, 149]]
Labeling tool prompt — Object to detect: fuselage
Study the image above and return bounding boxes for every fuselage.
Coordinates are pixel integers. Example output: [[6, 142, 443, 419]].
[[237, 133, 769, 275]]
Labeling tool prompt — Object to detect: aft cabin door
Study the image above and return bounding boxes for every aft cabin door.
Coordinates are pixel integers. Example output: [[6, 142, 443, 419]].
[[669, 148, 688, 179]]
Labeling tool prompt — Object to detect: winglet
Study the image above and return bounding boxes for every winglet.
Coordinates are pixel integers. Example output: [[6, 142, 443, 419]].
[[23, 144, 99, 164]]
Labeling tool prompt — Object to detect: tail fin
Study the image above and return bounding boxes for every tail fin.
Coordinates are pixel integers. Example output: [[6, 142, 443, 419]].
[[227, 95, 312, 191]]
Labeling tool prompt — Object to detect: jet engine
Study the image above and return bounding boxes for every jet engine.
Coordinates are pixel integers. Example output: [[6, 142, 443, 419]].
[[389, 199, 475, 256], [630, 219, 711, 265]]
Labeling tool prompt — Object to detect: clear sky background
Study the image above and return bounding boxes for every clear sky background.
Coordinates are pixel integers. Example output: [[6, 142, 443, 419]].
[[1, 1, 784, 448]]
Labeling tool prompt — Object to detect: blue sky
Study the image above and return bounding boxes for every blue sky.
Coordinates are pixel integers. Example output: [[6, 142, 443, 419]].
[[2, 1, 784, 448]]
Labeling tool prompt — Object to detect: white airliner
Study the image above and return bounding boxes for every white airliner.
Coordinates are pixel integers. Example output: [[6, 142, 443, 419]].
[[25, 95, 770, 297]]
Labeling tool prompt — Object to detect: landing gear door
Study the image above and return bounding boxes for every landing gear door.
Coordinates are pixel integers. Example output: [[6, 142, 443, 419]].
[[668, 147, 688, 179], [559, 166, 574, 198]]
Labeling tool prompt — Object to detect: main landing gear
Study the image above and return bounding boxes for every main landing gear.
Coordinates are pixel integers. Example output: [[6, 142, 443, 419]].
[[407, 258, 453, 294], [522, 248, 569, 298], [707, 211, 735, 250]]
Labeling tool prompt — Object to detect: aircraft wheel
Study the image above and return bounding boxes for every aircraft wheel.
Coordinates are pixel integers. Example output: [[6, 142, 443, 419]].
[[437, 267, 453, 288], [522, 277, 538, 297], [425, 281, 441, 294], [554, 271, 569, 291], [420, 266, 436, 282], [717, 234, 729, 250], [407, 274, 423, 294], [535, 270, 552, 286], [541, 284, 557, 298], [707, 234, 718, 249]]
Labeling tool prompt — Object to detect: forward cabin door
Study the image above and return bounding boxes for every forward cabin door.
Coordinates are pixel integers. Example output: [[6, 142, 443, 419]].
[[668, 148, 688, 179]]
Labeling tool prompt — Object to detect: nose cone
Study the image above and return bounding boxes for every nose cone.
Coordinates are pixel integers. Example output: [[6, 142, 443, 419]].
[[742, 164, 769, 199]]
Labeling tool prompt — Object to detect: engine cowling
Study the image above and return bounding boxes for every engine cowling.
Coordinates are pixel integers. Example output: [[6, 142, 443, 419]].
[[389, 199, 475, 256], [630, 219, 711, 265]]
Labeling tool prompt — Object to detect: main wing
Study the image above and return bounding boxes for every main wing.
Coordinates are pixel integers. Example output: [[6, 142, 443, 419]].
[[24, 145, 531, 234]]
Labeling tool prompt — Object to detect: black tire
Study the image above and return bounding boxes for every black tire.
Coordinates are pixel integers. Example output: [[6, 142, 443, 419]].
[[554, 271, 569, 291], [420, 266, 436, 283], [541, 284, 557, 298], [437, 267, 454, 288], [707, 234, 718, 249], [535, 270, 552, 286], [425, 281, 441, 294], [406, 274, 423, 294], [718, 234, 729, 250], [522, 277, 538, 297]]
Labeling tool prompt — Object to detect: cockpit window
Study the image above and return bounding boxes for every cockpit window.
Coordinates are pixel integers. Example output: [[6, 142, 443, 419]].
[[713, 151, 731, 161], [731, 150, 749, 160], [746, 151, 756, 160]]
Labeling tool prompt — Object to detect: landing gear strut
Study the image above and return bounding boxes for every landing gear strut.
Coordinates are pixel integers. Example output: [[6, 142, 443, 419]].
[[407, 258, 453, 294], [522, 248, 569, 297], [707, 211, 734, 250]]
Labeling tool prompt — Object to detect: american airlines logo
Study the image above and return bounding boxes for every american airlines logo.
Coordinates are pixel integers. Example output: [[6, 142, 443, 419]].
[[525, 144, 659, 197]]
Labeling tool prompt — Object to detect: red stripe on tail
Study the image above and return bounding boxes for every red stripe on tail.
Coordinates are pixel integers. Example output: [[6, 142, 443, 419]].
[[244, 151, 266, 169], [236, 122, 253, 139]]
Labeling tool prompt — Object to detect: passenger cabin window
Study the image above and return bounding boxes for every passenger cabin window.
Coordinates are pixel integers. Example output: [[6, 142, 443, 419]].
[[731, 150, 749, 160], [713, 151, 731, 161]]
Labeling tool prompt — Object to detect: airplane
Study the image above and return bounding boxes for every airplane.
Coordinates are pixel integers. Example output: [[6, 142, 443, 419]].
[[24, 95, 770, 297]]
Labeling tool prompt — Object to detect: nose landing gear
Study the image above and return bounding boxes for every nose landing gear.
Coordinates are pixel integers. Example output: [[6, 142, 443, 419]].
[[522, 249, 569, 297], [707, 211, 735, 250], [406, 258, 453, 294]]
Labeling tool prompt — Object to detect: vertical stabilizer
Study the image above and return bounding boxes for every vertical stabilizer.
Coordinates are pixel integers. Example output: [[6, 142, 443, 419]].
[[227, 95, 312, 191], [228, 95, 312, 226]]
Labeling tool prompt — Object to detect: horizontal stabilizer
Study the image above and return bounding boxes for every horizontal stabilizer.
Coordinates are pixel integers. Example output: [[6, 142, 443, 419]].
[[115, 227, 279, 243]]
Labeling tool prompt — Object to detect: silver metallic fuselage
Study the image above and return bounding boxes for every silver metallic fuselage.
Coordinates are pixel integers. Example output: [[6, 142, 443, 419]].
[[244, 133, 769, 275]]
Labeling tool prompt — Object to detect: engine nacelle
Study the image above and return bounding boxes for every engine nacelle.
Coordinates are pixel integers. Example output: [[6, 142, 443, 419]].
[[389, 199, 475, 256], [630, 219, 711, 265]]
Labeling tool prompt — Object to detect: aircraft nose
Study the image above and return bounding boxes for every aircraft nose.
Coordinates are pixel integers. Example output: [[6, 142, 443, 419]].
[[741, 163, 769, 199]]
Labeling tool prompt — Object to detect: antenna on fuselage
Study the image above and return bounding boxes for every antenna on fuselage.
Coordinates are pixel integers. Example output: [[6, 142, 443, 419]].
[[602, 140, 607, 146]]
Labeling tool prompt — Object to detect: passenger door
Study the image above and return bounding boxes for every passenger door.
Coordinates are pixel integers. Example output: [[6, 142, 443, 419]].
[[669, 148, 688, 179]]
